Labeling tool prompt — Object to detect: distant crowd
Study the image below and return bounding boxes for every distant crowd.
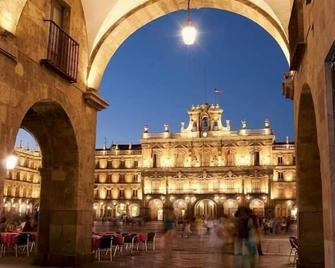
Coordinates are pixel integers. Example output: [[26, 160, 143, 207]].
[[162, 207, 296, 268], [0, 214, 38, 233]]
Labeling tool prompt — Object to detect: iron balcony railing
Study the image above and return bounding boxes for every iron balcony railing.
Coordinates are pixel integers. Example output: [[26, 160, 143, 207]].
[[41, 20, 79, 83]]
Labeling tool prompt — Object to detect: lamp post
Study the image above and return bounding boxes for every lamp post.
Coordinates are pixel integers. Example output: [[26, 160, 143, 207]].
[[181, 0, 198, 45]]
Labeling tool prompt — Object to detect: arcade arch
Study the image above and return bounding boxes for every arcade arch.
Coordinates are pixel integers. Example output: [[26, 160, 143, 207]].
[[173, 199, 188, 218], [224, 199, 238, 216], [148, 199, 164, 221], [86, 0, 291, 89], [15, 100, 86, 265], [129, 203, 141, 217], [296, 85, 324, 267], [194, 199, 217, 218], [249, 198, 265, 216]]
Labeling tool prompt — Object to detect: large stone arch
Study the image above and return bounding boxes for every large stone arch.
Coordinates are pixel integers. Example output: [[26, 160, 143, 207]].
[[0, 0, 27, 34], [86, 0, 291, 90], [296, 85, 324, 267], [16, 100, 89, 265]]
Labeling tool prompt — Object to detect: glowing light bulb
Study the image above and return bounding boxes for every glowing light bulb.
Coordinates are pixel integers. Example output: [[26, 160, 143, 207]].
[[181, 23, 197, 45], [5, 155, 18, 170]]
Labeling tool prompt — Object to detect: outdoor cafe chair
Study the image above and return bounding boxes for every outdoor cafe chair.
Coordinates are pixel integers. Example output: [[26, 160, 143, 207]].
[[146, 232, 156, 251], [111, 234, 124, 256], [97, 235, 113, 262], [131, 234, 140, 252], [14, 233, 30, 257], [123, 234, 134, 251]]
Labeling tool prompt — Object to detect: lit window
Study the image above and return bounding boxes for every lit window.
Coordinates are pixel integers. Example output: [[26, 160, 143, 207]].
[[278, 156, 283, 165], [278, 172, 284, 181], [132, 190, 138, 198]]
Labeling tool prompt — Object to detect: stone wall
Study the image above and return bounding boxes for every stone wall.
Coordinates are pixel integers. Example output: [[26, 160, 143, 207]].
[[0, 0, 97, 265]]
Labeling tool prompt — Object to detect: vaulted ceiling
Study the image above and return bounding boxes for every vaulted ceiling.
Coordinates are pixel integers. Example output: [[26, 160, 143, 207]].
[[0, 0, 293, 88]]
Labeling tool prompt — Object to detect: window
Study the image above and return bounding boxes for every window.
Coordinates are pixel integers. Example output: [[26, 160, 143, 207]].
[[254, 152, 260, 166], [278, 172, 284, 181], [293, 156, 296, 165], [132, 189, 138, 198], [53, 1, 64, 28], [120, 161, 126, 169], [134, 161, 138, 168], [107, 160, 113, 169], [119, 175, 125, 183], [133, 175, 138, 183], [153, 154, 157, 168], [278, 156, 283, 165], [119, 189, 125, 198], [192, 121, 197, 131], [106, 190, 112, 199], [51, 0, 70, 30], [201, 117, 209, 132], [213, 120, 219, 130]]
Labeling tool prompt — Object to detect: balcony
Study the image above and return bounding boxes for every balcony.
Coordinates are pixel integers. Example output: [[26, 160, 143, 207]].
[[41, 20, 79, 83]]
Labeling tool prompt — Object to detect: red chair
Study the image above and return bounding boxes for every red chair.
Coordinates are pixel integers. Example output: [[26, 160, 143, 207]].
[[111, 234, 124, 256]]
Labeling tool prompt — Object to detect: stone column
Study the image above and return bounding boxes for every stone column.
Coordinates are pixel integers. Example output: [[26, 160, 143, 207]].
[[35, 166, 93, 266]]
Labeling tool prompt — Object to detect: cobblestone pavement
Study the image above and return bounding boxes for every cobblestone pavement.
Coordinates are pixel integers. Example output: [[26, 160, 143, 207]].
[[0, 222, 296, 268]]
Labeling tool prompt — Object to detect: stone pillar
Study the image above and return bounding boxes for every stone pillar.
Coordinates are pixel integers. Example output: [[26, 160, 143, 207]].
[[0, 155, 5, 213], [35, 167, 93, 266], [296, 87, 324, 268]]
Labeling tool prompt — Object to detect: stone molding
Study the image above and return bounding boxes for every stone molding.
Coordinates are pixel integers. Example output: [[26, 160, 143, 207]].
[[0, 27, 18, 61], [83, 88, 109, 111]]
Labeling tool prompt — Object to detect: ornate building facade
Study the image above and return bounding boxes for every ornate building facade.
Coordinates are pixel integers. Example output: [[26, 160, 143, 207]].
[[5, 104, 295, 220], [3, 147, 41, 215]]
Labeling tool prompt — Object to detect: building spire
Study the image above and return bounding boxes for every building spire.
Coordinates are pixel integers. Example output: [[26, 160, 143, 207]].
[[104, 137, 107, 150]]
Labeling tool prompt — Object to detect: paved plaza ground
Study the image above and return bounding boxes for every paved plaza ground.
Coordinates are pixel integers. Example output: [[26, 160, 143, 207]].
[[0, 222, 296, 268]]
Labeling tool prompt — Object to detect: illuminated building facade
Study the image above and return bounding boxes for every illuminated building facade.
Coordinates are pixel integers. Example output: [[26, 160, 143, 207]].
[[140, 103, 296, 220], [6, 104, 295, 220], [3, 147, 41, 215]]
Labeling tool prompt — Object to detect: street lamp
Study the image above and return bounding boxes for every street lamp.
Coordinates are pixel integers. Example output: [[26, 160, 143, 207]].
[[181, 0, 197, 45], [5, 154, 18, 170]]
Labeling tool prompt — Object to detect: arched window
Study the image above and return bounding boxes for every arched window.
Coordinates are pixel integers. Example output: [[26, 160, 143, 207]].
[[201, 117, 209, 132], [192, 121, 197, 131]]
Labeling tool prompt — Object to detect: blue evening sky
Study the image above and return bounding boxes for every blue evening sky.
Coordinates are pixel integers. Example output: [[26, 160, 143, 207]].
[[17, 8, 293, 149]]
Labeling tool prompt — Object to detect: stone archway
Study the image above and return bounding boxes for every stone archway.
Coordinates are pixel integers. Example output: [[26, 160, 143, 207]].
[[194, 199, 217, 218], [173, 199, 187, 219], [17, 101, 89, 266], [296, 85, 324, 267], [249, 198, 265, 216], [129, 203, 140, 217], [115, 203, 127, 217], [224, 199, 238, 216], [148, 199, 163, 220], [86, 0, 291, 90]]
